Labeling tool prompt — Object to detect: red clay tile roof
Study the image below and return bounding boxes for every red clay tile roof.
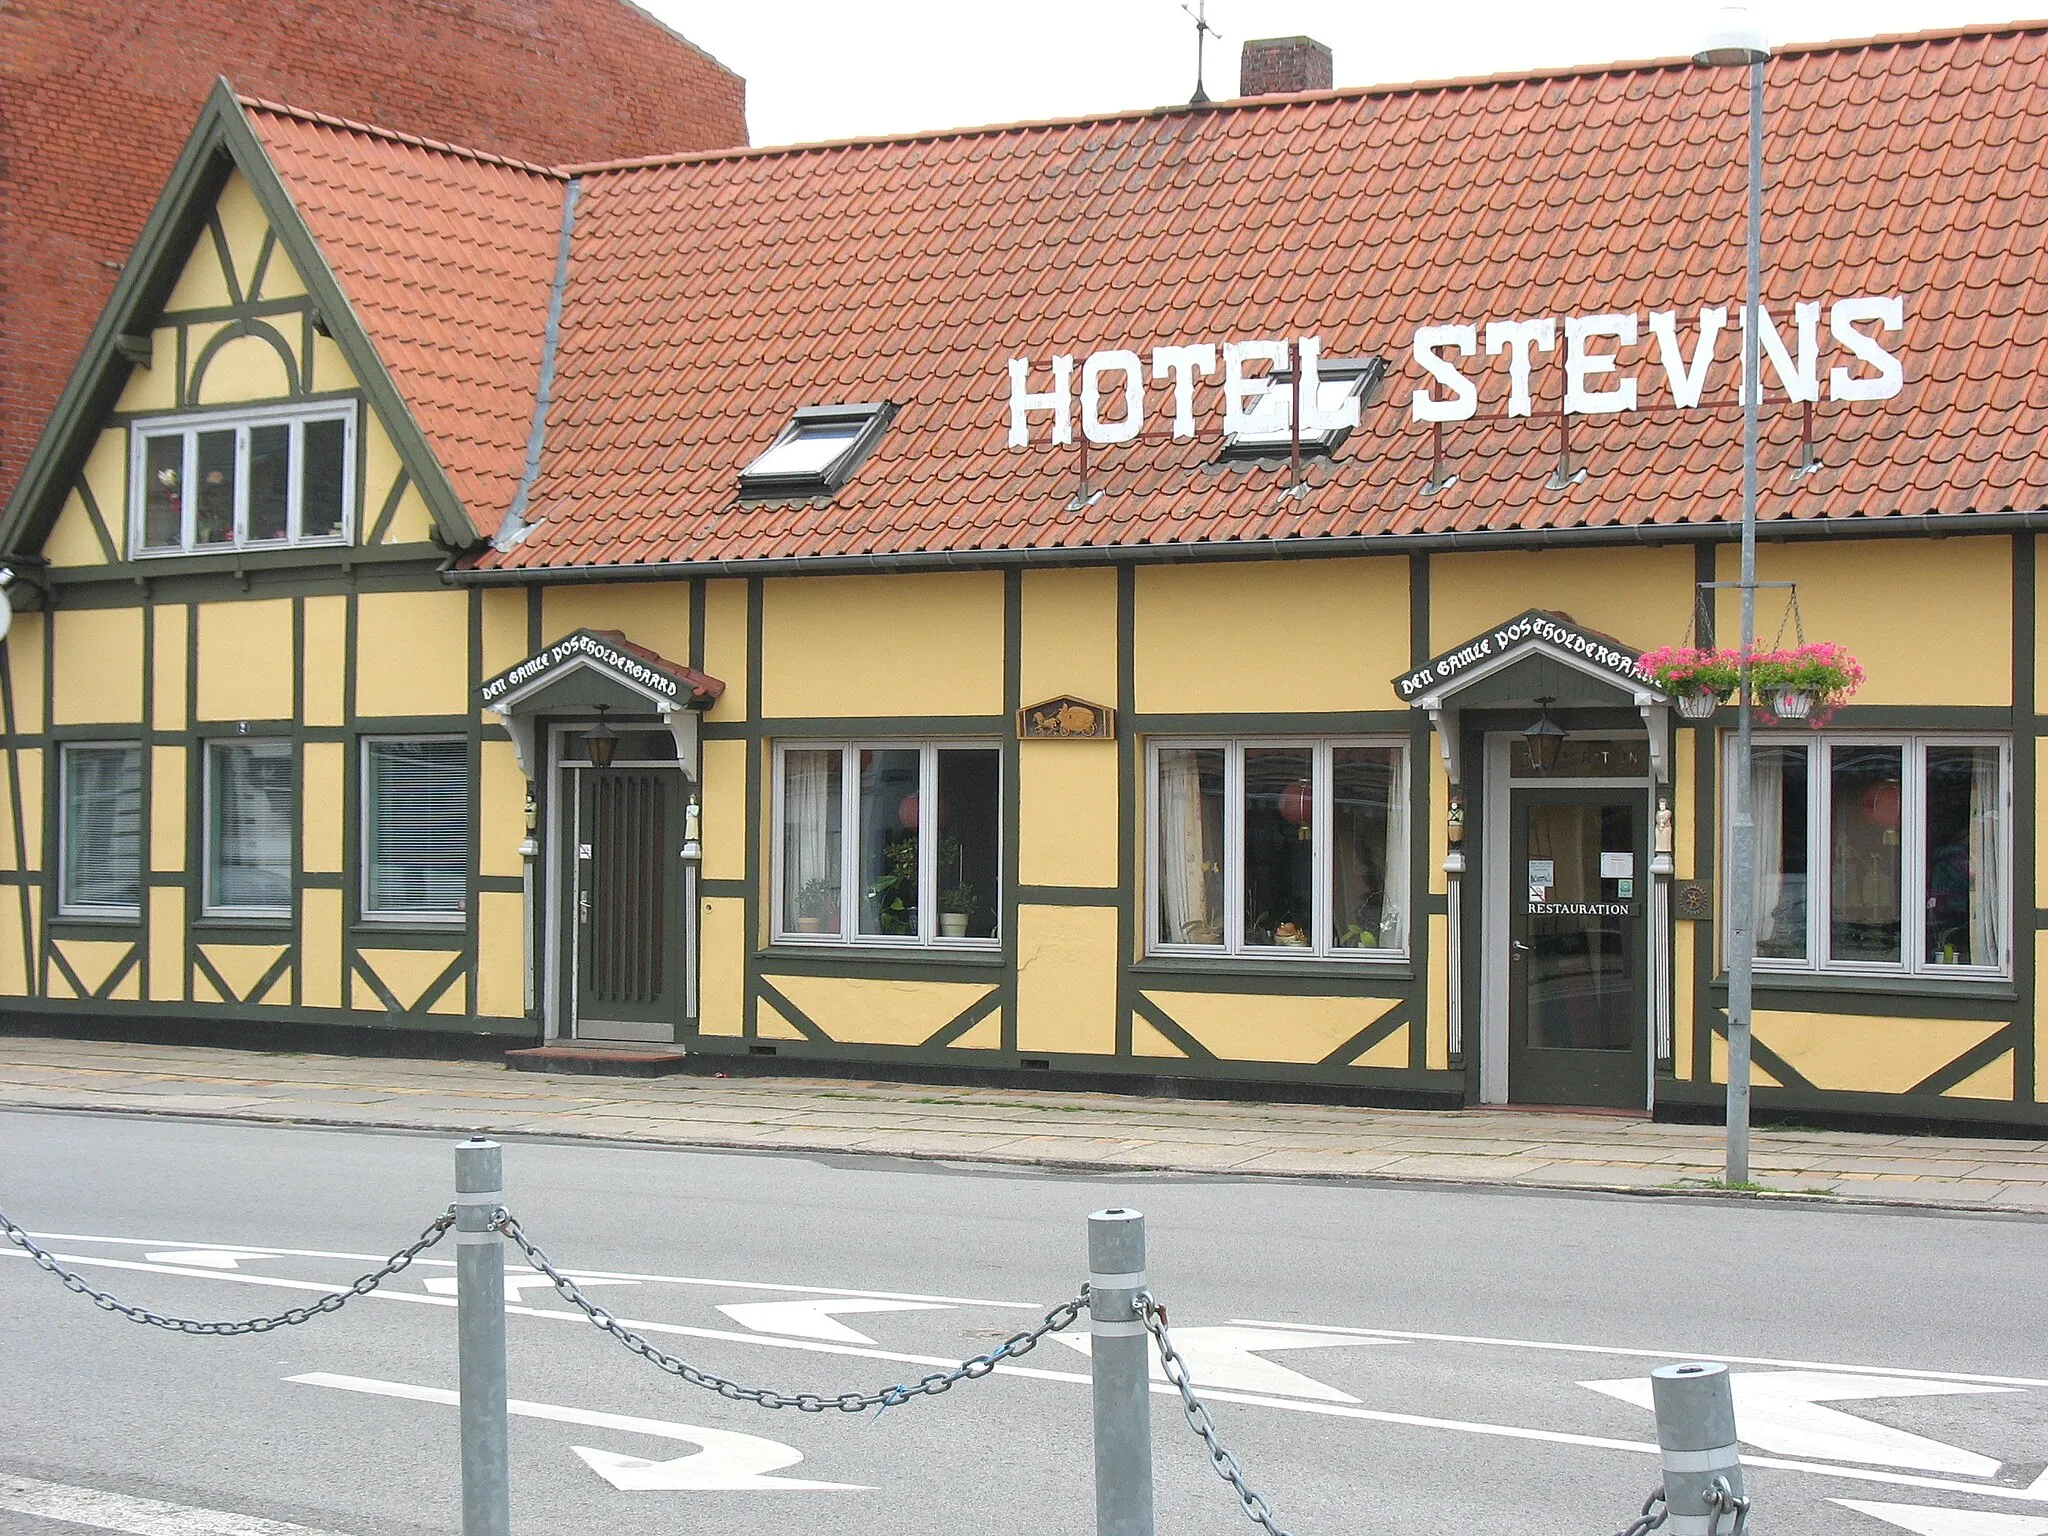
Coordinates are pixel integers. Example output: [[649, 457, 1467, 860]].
[[250, 23, 2048, 570]]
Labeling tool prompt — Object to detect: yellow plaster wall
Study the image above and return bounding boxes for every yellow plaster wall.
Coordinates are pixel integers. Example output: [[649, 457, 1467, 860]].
[[1674, 731, 1697, 880], [702, 580, 749, 722], [0, 889, 36, 994], [301, 597, 346, 727], [1429, 753, 1449, 897], [1143, 990, 1404, 1065], [1722, 537, 2010, 707], [214, 171, 270, 295], [52, 609, 143, 724], [354, 947, 461, 1012], [758, 1000, 808, 1041], [1020, 566, 1118, 706], [1, 751, 42, 872], [375, 483, 438, 546], [151, 747, 186, 872], [761, 572, 1004, 719], [949, 1011, 1002, 1050], [195, 600, 294, 720], [253, 245, 306, 302], [193, 332, 293, 406], [354, 590, 471, 718], [697, 896, 745, 1035], [199, 943, 288, 1004], [1135, 558, 1410, 714], [149, 887, 185, 1001], [1751, 1011, 2007, 1095], [1945, 1052, 2014, 1101], [9, 614, 46, 734], [152, 606, 188, 730], [306, 332, 351, 395], [164, 224, 234, 313], [479, 741, 527, 880], [699, 738, 747, 882], [361, 416, 407, 543], [52, 939, 133, 999], [1426, 912, 1449, 1069], [1017, 743, 1118, 887], [542, 582, 693, 663], [114, 328, 178, 414], [481, 589, 529, 681], [1132, 1012, 1187, 1057], [301, 889, 343, 1008], [301, 742, 343, 872], [47, 430, 129, 567], [1016, 904, 1118, 1054], [477, 891, 525, 1018], [1673, 923, 1697, 1080], [1432, 545, 1695, 658], [769, 974, 994, 1047]]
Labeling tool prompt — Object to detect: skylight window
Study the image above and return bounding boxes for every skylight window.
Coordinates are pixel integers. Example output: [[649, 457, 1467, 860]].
[[1221, 357, 1386, 460], [739, 403, 893, 499]]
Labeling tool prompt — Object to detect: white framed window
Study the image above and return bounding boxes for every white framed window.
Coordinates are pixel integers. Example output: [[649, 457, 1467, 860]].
[[130, 401, 355, 556], [1728, 732, 2011, 978], [739, 403, 892, 499], [58, 743, 143, 918], [204, 739, 293, 918], [1147, 737, 1408, 960], [1221, 357, 1385, 460], [773, 740, 1001, 948], [362, 738, 469, 922]]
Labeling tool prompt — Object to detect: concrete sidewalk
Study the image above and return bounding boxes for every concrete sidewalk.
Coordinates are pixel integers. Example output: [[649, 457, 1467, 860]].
[[1, 1034, 2043, 1213]]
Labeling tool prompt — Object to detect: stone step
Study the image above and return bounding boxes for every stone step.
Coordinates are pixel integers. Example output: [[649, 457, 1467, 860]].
[[504, 1044, 689, 1078]]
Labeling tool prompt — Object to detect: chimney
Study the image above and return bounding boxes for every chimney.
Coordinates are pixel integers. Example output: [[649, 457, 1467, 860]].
[[1238, 36, 1334, 98]]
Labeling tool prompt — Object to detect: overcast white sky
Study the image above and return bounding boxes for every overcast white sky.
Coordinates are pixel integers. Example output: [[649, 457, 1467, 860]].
[[644, 0, 2039, 148]]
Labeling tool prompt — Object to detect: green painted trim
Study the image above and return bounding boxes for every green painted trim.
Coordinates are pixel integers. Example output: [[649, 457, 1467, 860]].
[[72, 475, 121, 565], [368, 470, 412, 547], [188, 317, 300, 401], [206, 212, 244, 307], [191, 946, 236, 1003], [1000, 568, 1022, 1053], [1690, 537, 1721, 1085], [2014, 533, 2037, 1104], [156, 296, 312, 327], [752, 976, 830, 1043], [348, 954, 404, 1013], [756, 949, 1004, 984], [244, 945, 295, 1007], [1130, 992, 1216, 1060], [739, 576, 764, 1041], [1907, 1022, 2021, 1096], [1131, 962, 1415, 996], [1115, 564, 1137, 1059], [0, 997, 534, 1038], [46, 944, 88, 1000], [1721, 979, 2019, 1020], [1016, 884, 1117, 906], [0, 641, 34, 986], [724, 715, 1006, 738], [46, 547, 451, 606], [700, 877, 746, 897], [1702, 1013, 1817, 1091], [1408, 552, 1432, 1073], [412, 952, 470, 1015], [922, 987, 1005, 1049], [1323, 1001, 1410, 1068], [689, 578, 707, 670], [247, 228, 277, 301], [476, 875, 523, 895], [1655, 1077, 2048, 1127], [1132, 710, 1415, 734]]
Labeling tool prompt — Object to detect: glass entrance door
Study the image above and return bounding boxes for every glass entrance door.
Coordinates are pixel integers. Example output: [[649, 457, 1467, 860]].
[[571, 767, 685, 1043], [1507, 789, 1647, 1108]]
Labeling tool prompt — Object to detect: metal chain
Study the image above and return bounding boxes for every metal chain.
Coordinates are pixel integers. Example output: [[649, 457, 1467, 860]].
[[1705, 1477, 1751, 1536], [495, 1210, 1088, 1413], [1613, 1488, 1670, 1536], [0, 1203, 455, 1334], [1140, 1293, 1296, 1536]]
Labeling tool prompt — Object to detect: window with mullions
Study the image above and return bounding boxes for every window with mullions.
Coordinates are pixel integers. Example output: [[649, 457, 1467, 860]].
[[1731, 734, 2010, 977], [363, 739, 469, 921], [132, 403, 353, 555], [205, 739, 294, 917], [59, 744, 143, 918], [774, 741, 1001, 947], [1148, 739, 1407, 959]]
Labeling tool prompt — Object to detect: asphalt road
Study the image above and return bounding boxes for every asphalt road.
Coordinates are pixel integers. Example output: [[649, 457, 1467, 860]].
[[1, 1108, 2043, 1536]]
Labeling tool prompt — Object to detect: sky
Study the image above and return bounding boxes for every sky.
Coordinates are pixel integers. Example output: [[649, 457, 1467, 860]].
[[644, 0, 2038, 149]]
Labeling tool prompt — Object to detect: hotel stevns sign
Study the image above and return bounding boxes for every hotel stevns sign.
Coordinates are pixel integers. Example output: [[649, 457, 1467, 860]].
[[1395, 610, 1647, 702]]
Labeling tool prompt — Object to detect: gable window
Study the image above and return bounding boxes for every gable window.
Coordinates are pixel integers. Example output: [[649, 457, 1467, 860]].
[[774, 741, 1000, 947], [59, 744, 143, 918], [1148, 738, 1408, 959], [1732, 733, 2010, 977], [205, 739, 293, 917], [1221, 357, 1385, 460], [739, 403, 892, 499], [363, 739, 469, 922], [132, 402, 354, 555]]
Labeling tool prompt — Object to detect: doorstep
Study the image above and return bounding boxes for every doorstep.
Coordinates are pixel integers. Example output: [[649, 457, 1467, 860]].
[[502, 1044, 690, 1078]]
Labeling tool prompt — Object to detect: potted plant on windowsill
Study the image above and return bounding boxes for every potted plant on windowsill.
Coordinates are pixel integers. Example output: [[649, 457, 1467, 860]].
[[1749, 641, 1865, 725], [792, 876, 836, 935], [1637, 644, 1742, 720], [938, 883, 977, 939]]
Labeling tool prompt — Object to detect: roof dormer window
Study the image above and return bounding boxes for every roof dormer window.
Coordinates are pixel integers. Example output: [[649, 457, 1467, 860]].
[[739, 402, 893, 499], [1221, 357, 1385, 461]]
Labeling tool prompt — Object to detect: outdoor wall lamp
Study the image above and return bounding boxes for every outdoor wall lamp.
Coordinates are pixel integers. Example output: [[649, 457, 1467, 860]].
[[1522, 696, 1565, 772], [584, 704, 619, 769]]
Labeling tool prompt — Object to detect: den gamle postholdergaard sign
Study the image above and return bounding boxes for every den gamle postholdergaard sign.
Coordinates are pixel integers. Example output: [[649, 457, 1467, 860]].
[[1394, 611, 1649, 702], [1002, 298, 1905, 445]]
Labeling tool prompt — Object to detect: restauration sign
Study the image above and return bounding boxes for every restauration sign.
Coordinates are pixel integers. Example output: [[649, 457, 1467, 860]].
[[1394, 609, 1650, 702]]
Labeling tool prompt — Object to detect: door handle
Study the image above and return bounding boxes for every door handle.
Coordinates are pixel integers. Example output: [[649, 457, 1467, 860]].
[[1510, 940, 1532, 956], [578, 890, 591, 924]]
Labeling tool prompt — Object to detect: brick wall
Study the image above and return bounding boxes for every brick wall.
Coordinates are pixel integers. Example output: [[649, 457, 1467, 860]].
[[0, 0, 748, 507], [1238, 37, 1334, 98]]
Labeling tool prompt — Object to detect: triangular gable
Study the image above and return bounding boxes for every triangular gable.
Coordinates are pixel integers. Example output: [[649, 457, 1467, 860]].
[[1393, 609, 1664, 707], [479, 628, 723, 715], [0, 80, 478, 564]]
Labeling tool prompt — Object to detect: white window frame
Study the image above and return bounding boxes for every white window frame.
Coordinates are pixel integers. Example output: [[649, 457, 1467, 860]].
[[1724, 731, 2012, 980], [771, 739, 1003, 950], [360, 735, 470, 926], [202, 738, 294, 920], [1144, 736, 1410, 962], [129, 401, 357, 557], [57, 742, 143, 920]]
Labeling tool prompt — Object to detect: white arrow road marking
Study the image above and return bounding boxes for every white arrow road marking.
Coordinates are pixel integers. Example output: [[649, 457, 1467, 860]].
[[1052, 1325, 1378, 1402], [289, 1374, 868, 1491], [1584, 1372, 2017, 1476], [140, 1249, 268, 1270], [421, 1274, 637, 1301], [1834, 1500, 2048, 1535], [717, 1297, 950, 1345]]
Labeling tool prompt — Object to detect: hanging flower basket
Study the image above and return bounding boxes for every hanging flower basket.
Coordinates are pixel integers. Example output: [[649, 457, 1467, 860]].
[[1749, 642, 1865, 727], [1638, 645, 1740, 721], [1768, 689, 1815, 720]]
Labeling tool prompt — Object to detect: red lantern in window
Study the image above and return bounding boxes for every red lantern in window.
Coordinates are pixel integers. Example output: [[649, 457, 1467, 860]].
[[1861, 781, 1902, 832], [1280, 780, 1313, 841], [898, 792, 920, 830]]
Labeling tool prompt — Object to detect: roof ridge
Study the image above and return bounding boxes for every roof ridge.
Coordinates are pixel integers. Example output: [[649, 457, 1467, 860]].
[[236, 94, 569, 179], [556, 16, 2048, 176]]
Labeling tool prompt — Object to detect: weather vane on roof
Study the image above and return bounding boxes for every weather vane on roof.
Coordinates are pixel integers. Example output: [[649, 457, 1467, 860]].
[[1181, 0, 1221, 105]]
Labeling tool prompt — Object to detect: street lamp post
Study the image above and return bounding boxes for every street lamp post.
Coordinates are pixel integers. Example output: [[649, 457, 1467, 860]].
[[1694, 8, 1770, 1184]]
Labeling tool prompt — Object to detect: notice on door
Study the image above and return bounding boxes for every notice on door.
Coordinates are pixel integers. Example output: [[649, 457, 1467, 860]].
[[1599, 851, 1634, 879], [1528, 859, 1555, 888]]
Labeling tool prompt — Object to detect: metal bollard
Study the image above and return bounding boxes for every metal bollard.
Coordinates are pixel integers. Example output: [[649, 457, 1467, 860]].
[[1088, 1207, 1155, 1536], [454, 1138, 511, 1536], [1650, 1361, 1749, 1535]]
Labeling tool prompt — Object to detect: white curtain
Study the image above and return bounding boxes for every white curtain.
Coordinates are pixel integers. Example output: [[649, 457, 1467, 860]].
[[782, 751, 836, 916], [1751, 748, 1786, 950], [1968, 749, 2004, 967], [1378, 761, 1404, 944], [1157, 752, 1219, 944]]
